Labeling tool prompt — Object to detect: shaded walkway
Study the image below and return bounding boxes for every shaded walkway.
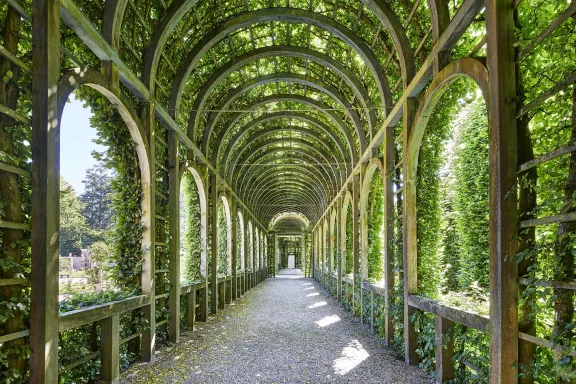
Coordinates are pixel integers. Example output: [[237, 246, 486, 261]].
[[122, 270, 430, 383]]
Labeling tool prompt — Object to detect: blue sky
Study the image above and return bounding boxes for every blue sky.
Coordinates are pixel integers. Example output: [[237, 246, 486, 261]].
[[60, 94, 105, 194]]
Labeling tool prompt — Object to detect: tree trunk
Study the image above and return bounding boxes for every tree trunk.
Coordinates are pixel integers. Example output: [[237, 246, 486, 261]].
[[553, 85, 576, 384], [0, 6, 25, 377]]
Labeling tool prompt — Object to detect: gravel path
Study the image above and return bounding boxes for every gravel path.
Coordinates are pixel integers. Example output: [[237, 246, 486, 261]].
[[122, 269, 431, 383]]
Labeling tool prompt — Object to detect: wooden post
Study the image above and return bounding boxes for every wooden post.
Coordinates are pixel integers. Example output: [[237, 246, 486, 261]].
[[370, 290, 375, 335], [403, 96, 419, 365], [187, 290, 196, 331], [384, 126, 395, 345], [435, 315, 454, 383], [219, 281, 225, 309], [210, 172, 218, 314], [100, 315, 120, 384], [30, 1, 60, 380], [352, 175, 360, 313], [231, 199, 238, 300], [199, 286, 207, 322], [168, 130, 180, 343], [486, 0, 519, 381], [141, 104, 156, 362]]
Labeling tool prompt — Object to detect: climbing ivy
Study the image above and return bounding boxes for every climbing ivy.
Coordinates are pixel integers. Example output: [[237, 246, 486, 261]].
[[367, 171, 384, 282], [180, 172, 202, 283]]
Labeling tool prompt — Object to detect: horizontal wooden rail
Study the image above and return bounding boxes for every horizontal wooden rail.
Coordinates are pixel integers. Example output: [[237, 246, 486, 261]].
[[59, 350, 100, 374], [180, 280, 205, 294], [361, 281, 386, 296], [0, 220, 30, 231], [519, 212, 576, 228], [520, 277, 576, 290], [0, 278, 27, 286], [518, 139, 576, 173], [519, 332, 576, 357], [0, 103, 30, 124], [59, 295, 151, 332], [0, 329, 29, 344], [408, 295, 490, 333], [0, 161, 31, 177]]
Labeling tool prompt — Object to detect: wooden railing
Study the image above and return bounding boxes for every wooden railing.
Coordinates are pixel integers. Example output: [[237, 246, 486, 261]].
[[54, 267, 268, 382]]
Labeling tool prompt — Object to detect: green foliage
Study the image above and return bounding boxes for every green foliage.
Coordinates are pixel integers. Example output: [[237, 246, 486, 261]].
[[74, 87, 144, 293], [180, 172, 202, 282], [217, 199, 228, 275], [59, 178, 86, 257], [80, 162, 113, 231], [367, 172, 384, 282], [345, 204, 353, 275]]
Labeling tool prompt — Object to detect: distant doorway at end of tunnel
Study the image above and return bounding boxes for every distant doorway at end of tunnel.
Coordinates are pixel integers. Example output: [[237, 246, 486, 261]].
[[288, 254, 296, 269]]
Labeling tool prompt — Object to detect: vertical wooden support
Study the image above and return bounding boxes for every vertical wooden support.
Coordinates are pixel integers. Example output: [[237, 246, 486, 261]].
[[30, 1, 60, 381], [252, 224, 257, 288], [199, 286, 208, 322], [336, 202, 342, 301], [435, 315, 454, 383], [428, 0, 451, 75], [231, 199, 238, 300], [187, 290, 196, 331], [370, 290, 375, 335], [100, 315, 120, 384], [210, 172, 218, 315], [311, 231, 315, 279], [485, 0, 519, 380], [219, 281, 225, 309], [141, 105, 156, 362], [403, 96, 419, 365], [168, 130, 180, 343], [384, 126, 395, 345], [352, 175, 360, 312]]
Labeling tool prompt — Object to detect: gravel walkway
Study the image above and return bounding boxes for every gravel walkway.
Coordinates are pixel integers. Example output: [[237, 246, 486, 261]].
[[121, 269, 431, 383]]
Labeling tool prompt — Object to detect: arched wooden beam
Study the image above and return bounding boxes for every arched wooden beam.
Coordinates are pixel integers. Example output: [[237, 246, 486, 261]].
[[254, 180, 322, 219], [261, 197, 320, 224], [211, 94, 361, 164], [241, 158, 330, 207], [237, 149, 334, 202], [57, 66, 153, 283], [224, 121, 350, 181], [141, 0, 199, 92], [233, 138, 342, 193], [168, 8, 391, 121], [200, 73, 363, 152], [250, 173, 324, 214], [359, 157, 385, 280], [178, 162, 209, 278], [220, 112, 352, 178], [102, 0, 129, 48], [190, 45, 378, 142], [405, 57, 489, 297], [361, 0, 415, 84], [270, 212, 310, 231]]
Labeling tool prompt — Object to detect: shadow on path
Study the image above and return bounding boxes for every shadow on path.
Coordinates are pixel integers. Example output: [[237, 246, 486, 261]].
[[121, 270, 431, 383]]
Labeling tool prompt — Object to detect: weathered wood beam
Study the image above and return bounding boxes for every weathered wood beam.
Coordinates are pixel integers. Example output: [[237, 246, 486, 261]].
[[30, 0, 60, 381], [485, 0, 519, 381]]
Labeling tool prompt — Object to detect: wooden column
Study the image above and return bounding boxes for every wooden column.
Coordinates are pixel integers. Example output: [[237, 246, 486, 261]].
[[485, 0, 519, 380], [187, 290, 196, 331], [30, 1, 60, 380], [199, 286, 207, 322], [384, 125, 395, 345], [100, 315, 120, 384], [435, 315, 454, 383], [403, 95, 419, 365], [231, 198, 238, 300], [168, 130, 180, 343], [219, 280, 225, 309], [336, 200, 342, 301], [210, 172, 218, 314], [351, 175, 360, 313], [141, 104, 156, 362]]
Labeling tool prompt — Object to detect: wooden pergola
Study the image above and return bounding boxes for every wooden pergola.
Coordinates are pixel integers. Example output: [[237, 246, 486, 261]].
[[0, 0, 574, 382]]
